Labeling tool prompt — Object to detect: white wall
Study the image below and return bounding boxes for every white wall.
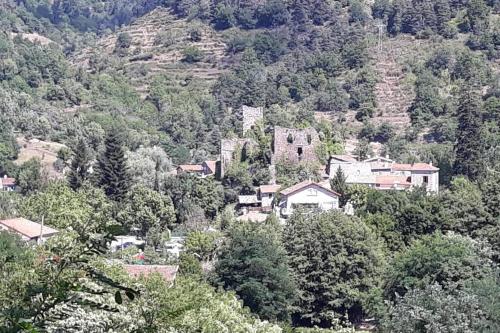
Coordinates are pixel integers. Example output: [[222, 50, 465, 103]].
[[281, 186, 339, 216], [411, 171, 439, 193]]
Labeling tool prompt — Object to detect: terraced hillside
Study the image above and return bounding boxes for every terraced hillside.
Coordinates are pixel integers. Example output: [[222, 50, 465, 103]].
[[72, 7, 229, 94], [372, 37, 417, 132]]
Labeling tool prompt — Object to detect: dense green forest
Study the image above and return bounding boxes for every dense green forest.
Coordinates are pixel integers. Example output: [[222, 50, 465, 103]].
[[0, 0, 499, 332]]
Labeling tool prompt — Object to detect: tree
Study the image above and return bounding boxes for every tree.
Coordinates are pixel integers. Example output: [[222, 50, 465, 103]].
[[97, 128, 131, 201], [68, 139, 91, 190], [284, 211, 385, 327], [214, 222, 296, 322], [383, 283, 488, 333], [185, 230, 221, 262], [21, 182, 115, 233], [384, 232, 493, 300], [453, 87, 486, 181], [117, 185, 175, 247], [16, 158, 45, 195], [127, 146, 172, 191], [330, 166, 348, 207], [130, 276, 282, 333]]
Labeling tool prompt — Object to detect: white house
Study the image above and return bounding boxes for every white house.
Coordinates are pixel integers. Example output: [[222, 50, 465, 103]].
[[328, 155, 439, 193], [277, 180, 341, 217], [259, 184, 281, 209], [0, 175, 16, 191]]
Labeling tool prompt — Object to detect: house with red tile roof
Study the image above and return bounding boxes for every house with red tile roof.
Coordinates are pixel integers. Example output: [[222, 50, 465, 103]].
[[277, 181, 341, 217], [176, 164, 204, 175], [0, 217, 58, 243], [328, 155, 439, 193]]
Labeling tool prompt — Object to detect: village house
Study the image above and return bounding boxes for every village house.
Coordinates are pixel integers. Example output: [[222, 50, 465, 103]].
[[176, 164, 204, 176], [0, 175, 16, 191], [176, 160, 218, 178], [259, 184, 281, 209], [328, 155, 439, 193], [0, 217, 58, 243], [277, 180, 341, 218], [201, 160, 217, 177]]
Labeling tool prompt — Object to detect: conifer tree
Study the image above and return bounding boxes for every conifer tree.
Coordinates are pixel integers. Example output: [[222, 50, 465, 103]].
[[97, 128, 131, 201], [330, 166, 348, 207], [453, 87, 486, 181], [68, 140, 91, 190]]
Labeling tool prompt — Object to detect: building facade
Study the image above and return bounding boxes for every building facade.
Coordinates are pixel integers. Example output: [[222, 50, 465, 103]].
[[277, 181, 340, 217], [328, 155, 439, 193]]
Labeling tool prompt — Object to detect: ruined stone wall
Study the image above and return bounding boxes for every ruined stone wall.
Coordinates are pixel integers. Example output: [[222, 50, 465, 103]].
[[242, 105, 263, 134], [220, 138, 255, 178], [272, 126, 320, 164]]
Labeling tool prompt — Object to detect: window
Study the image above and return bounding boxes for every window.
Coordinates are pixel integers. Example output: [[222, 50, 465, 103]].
[[307, 188, 318, 196], [423, 176, 429, 183], [297, 147, 303, 160], [307, 134, 312, 144]]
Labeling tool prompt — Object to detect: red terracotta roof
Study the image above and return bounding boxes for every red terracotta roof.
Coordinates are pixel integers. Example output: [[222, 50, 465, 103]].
[[177, 164, 204, 172], [203, 160, 217, 174], [1, 177, 15, 186], [392, 163, 439, 171], [259, 184, 281, 193], [124, 264, 178, 282], [280, 180, 341, 197], [0, 218, 58, 239]]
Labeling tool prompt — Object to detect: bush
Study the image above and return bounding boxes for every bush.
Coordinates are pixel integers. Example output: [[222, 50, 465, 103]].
[[182, 46, 204, 63]]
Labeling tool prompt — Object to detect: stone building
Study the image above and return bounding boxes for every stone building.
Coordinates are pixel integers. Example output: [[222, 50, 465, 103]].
[[328, 155, 440, 193], [242, 105, 263, 134], [220, 138, 255, 178], [271, 126, 320, 164]]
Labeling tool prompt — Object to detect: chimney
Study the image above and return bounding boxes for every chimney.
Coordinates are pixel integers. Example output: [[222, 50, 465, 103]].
[[429, 161, 433, 166], [385, 154, 390, 159]]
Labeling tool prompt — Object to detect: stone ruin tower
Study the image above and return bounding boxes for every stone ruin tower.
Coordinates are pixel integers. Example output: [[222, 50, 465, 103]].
[[272, 126, 320, 165], [242, 105, 263, 134]]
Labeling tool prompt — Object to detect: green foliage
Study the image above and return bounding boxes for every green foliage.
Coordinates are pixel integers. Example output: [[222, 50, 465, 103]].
[[117, 185, 175, 246], [330, 166, 347, 207], [185, 230, 221, 262], [16, 158, 45, 195], [215, 222, 296, 322], [21, 181, 115, 232], [164, 173, 224, 224], [385, 232, 493, 300], [383, 283, 489, 333], [68, 139, 91, 190], [453, 87, 486, 181], [284, 211, 385, 327], [97, 127, 131, 201], [182, 46, 204, 63], [131, 276, 282, 332]]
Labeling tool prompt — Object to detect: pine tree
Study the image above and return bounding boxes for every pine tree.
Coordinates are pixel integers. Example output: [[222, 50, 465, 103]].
[[68, 140, 91, 190], [330, 166, 348, 207], [97, 128, 131, 201], [453, 87, 486, 181]]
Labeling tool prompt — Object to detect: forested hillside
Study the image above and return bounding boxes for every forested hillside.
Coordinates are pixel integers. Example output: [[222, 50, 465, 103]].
[[0, 0, 499, 332]]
